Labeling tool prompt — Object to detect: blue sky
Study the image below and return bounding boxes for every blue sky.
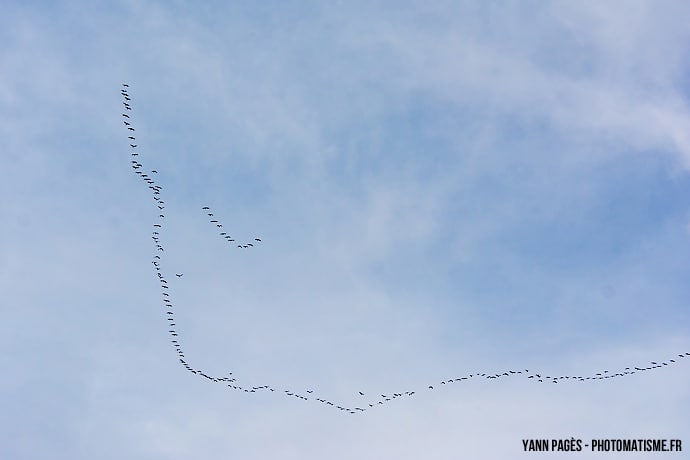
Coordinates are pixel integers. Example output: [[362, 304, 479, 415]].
[[2, 1, 690, 459]]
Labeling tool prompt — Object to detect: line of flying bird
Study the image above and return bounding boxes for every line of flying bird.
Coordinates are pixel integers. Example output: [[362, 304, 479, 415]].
[[201, 206, 262, 248], [121, 83, 690, 415]]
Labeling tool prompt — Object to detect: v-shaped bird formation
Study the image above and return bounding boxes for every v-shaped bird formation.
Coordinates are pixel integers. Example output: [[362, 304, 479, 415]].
[[121, 83, 690, 415]]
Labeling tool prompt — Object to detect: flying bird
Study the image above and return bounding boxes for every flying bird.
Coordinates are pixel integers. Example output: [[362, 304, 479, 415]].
[[176, 274, 183, 277]]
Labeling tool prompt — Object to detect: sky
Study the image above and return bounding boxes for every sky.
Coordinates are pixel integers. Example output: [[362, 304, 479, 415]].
[[2, 1, 690, 458]]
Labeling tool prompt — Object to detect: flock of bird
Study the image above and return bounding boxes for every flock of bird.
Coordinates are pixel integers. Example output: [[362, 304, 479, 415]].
[[200, 206, 262, 249], [121, 83, 689, 415]]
